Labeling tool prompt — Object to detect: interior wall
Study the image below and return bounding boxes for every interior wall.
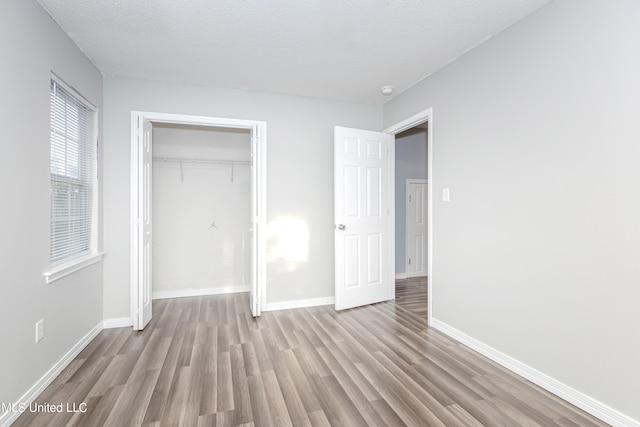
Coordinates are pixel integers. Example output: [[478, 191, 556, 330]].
[[102, 76, 382, 318], [0, 0, 103, 411], [152, 124, 251, 297], [384, 0, 640, 421], [394, 127, 428, 275]]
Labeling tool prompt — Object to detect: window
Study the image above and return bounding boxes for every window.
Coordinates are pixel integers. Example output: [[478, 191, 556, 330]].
[[48, 76, 98, 275]]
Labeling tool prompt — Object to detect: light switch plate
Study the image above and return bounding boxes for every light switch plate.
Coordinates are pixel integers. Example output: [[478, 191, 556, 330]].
[[443, 188, 450, 202]]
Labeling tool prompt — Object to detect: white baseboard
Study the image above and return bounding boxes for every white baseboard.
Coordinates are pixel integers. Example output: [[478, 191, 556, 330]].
[[103, 317, 133, 329], [395, 273, 408, 280], [0, 321, 103, 427], [430, 318, 639, 427], [152, 285, 250, 300], [265, 296, 335, 312]]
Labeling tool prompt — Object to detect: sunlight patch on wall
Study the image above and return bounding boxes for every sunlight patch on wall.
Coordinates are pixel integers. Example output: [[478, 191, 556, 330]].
[[267, 216, 309, 271]]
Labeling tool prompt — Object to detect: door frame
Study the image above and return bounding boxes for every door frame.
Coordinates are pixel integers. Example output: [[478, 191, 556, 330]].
[[130, 111, 267, 329], [384, 108, 433, 325], [406, 179, 428, 278]]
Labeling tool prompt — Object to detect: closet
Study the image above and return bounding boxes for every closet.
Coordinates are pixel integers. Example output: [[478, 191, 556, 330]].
[[151, 123, 251, 299]]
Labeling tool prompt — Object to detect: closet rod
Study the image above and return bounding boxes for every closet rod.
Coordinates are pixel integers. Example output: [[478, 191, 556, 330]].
[[152, 156, 250, 166]]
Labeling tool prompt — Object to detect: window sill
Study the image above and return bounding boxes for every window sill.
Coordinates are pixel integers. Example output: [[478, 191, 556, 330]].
[[44, 252, 105, 284]]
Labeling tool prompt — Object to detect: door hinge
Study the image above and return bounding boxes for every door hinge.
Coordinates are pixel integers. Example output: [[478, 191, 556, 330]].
[[409, 258, 411, 265], [409, 195, 412, 202]]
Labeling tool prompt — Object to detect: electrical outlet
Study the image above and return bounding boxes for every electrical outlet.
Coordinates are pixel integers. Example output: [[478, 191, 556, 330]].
[[35, 319, 44, 343]]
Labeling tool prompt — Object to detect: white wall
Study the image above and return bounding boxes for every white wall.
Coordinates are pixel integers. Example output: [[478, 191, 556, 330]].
[[384, 0, 640, 422], [394, 127, 428, 275], [0, 0, 103, 412], [152, 125, 251, 297], [103, 76, 382, 318]]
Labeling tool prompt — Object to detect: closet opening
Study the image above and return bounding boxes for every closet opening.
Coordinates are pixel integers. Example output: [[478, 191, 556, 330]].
[[152, 124, 251, 300], [131, 112, 267, 330]]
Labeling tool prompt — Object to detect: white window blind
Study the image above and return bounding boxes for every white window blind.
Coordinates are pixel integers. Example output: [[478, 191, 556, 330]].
[[49, 77, 97, 265]]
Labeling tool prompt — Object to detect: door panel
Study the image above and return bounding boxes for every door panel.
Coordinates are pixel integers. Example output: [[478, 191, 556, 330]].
[[138, 118, 153, 329], [335, 126, 392, 310], [344, 235, 360, 288], [366, 167, 381, 216], [406, 180, 428, 278], [345, 166, 360, 218], [250, 125, 261, 317], [414, 235, 424, 272], [367, 233, 382, 284]]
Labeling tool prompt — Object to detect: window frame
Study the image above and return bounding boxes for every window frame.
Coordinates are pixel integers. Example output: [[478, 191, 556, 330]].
[[44, 74, 102, 284]]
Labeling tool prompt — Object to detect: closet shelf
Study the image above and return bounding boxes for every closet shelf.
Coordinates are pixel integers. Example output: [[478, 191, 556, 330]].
[[153, 156, 250, 166]]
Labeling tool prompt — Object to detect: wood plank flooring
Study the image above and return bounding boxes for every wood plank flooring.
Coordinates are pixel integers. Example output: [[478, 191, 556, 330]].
[[13, 279, 609, 426], [395, 277, 428, 320]]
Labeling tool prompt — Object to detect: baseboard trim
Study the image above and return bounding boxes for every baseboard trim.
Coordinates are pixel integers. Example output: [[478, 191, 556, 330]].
[[430, 318, 639, 427], [103, 317, 133, 329], [395, 273, 408, 280], [0, 321, 103, 427], [152, 286, 250, 300], [265, 296, 335, 312]]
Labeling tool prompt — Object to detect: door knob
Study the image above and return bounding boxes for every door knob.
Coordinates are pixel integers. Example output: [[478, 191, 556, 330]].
[[338, 224, 346, 230]]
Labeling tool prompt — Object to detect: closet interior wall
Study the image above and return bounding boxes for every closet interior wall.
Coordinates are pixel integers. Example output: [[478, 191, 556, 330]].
[[152, 123, 251, 299]]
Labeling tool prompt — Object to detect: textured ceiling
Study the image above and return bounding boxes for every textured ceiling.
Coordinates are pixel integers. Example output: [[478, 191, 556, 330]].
[[36, 0, 551, 105]]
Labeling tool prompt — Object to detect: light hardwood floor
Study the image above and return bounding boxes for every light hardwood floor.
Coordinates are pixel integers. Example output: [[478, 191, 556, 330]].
[[14, 279, 608, 426], [395, 277, 429, 320]]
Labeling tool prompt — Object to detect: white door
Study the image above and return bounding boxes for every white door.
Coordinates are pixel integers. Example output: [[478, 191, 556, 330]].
[[250, 125, 261, 317], [334, 126, 392, 310], [406, 180, 428, 278], [137, 117, 153, 329]]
